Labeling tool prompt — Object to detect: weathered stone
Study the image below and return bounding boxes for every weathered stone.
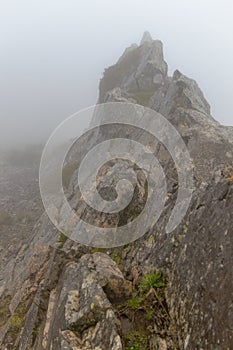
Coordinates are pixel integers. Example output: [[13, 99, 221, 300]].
[[47, 253, 126, 349], [99, 35, 168, 102], [0, 32, 233, 350], [140, 30, 153, 45]]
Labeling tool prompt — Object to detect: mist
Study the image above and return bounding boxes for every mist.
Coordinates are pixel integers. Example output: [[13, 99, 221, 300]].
[[1, 0, 233, 149]]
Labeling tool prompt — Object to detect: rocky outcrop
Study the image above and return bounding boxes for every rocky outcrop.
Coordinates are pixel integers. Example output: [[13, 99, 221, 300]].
[[38, 253, 132, 350], [0, 32, 233, 349], [140, 31, 153, 45], [99, 31, 168, 102]]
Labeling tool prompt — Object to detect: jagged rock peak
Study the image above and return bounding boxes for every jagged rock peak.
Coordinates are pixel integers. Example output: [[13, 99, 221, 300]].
[[140, 30, 153, 44], [99, 32, 168, 102]]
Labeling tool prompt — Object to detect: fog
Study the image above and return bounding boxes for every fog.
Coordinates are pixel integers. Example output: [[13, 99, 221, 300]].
[[1, 0, 233, 149]]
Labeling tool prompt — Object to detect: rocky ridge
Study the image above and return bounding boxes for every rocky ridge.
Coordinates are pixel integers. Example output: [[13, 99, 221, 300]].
[[0, 32, 232, 350]]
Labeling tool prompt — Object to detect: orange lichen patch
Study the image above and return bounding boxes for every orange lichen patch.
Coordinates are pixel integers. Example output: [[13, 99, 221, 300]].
[[222, 166, 233, 183], [224, 169, 233, 182], [228, 173, 233, 182]]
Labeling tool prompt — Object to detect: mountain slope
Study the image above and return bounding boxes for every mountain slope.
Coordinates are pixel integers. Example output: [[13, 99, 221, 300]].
[[0, 32, 232, 350]]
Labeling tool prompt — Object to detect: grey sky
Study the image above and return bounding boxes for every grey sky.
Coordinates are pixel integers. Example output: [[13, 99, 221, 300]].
[[1, 0, 233, 147]]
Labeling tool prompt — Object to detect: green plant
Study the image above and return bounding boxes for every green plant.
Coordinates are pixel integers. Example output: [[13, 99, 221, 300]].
[[111, 252, 122, 265], [110, 248, 125, 270], [139, 271, 165, 292], [91, 247, 107, 254], [17, 305, 26, 314], [126, 344, 141, 350], [116, 271, 169, 350], [127, 297, 144, 310], [9, 315, 24, 333], [146, 235, 154, 248], [0, 294, 11, 328], [145, 310, 154, 320], [57, 232, 68, 248], [124, 330, 148, 350]]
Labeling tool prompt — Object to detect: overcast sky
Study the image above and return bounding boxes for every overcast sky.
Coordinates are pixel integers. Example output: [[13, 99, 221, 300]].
[[1, 0, 233, 148]]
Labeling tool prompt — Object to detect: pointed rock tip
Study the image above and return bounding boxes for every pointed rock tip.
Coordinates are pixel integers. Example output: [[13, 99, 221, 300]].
[[173, 70, 182, 80], [140, 31, 153, 45]]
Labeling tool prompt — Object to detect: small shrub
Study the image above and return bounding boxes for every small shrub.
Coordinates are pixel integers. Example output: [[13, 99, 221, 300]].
[[0, 295, 11, 328], [57, 232, 68, 248], [139, 271, 165, 292], [110, 248, 125, 270], [145, 310, 154, 320], [91, 247, 107, 254], [118, 270, 168, 350], [17, 305, 26, 314], [110, 251, 121, 265], [127, 297, 144, 310], [9, 315, 24, 333], [8, 301, 27, 334], [124, 330, 148, 350], [126, 344, 141, 350]]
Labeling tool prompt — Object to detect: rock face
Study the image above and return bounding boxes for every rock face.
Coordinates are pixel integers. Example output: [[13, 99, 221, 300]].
[[0, 33, 233, 349], [42, 253, 131, 350], [140, 31, 153, 45], [99, 32, 168, 102]]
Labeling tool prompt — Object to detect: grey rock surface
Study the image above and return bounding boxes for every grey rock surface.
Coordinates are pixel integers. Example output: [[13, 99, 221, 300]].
[[140, 31, 153, 45], [99, 33, 168, 102], [0, 33, 232, 349]]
